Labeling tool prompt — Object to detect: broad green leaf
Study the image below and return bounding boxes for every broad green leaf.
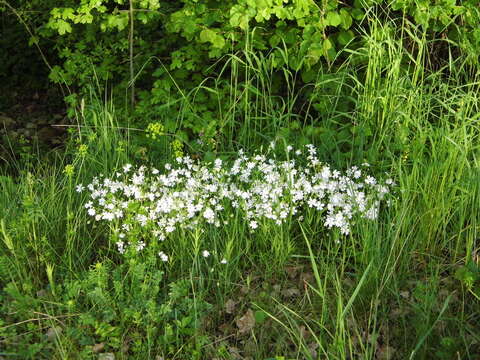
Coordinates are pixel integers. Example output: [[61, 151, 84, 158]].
[[351, 8, 364, 20], [306, 42, 323, 65], [50, 8, 61, 19], [269, 34, 281, 47], [61, 8, 75, 20], [254, 310, 268, 324], [230, 13, 241, 27], [337, 30, 354, 45], [340, 8, 353, 29], [273, 6, 289, 19], [200, 29, 225, 49], [301, 69, 317, 83], [211, 34, 225, 49], [28, 36, 39, 46], [57, 19, 72, 35], [323, 37, 333, 51], [325, 11, 341, 27], [106, 14, 129, 31], [199, 28, 216, 43], [284, 28, 298, 45]]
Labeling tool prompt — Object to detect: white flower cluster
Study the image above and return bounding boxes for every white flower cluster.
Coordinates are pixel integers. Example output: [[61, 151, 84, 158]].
[[79, 145, 394, 255]]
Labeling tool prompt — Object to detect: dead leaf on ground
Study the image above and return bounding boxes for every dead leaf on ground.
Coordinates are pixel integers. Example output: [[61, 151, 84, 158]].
[[228, 346, 243, 360], [282, 287, 300, 298], [92, 343, 105, 353], [225, 299, 236, 314], [308, 342, 319, 359], [300, 272, 314, 287], [390, 307, 408, 318], [240, 285, 249, 295], [36, 289, 48, 298], [218, 322, 233, 334], [299, 325, 310, 339], [236, 309, 256, 334], [46, 326, 62, 341], [285, 265, 302, 279], [98, 353, 115, 360], [376, 345, 396, 360]]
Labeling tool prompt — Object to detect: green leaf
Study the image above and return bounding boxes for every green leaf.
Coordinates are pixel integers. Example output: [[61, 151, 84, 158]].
[[230, 12, 241, 27], [323, 37, 333, 51], [56, 19, 72, 35], [325, 11, 341, 27], [212, 34, 225, 49], [323, 37, 336, 61], [284, 28, 298, 45], [273, 6, 289, 19], [254, 310, 268, 324], [200, 28, 225, 49], [106, 14, 129, 31], [199, 28, 216, 43], [269, 34, 281, 47], [337, 30, 354, 45], [28, 36, 39, 46], [60, 7, 75, 20], [204, 151, 216, 162], [339, 8, 353, 29], [306, 42, 323, 65], [301, 69, 317, 83], [239, 14, 250, 30], [351, 8, 364, 20]]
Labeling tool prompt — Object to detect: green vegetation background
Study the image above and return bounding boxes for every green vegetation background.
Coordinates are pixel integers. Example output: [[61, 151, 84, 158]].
[[0, 0, 479, 359]]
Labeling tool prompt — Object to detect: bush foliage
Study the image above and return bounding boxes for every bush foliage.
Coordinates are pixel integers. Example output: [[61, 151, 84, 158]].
[[2, 1, 479, 141]]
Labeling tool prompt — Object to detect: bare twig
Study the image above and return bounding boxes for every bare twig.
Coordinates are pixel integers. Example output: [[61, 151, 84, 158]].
[[129, 0, 135, 107]]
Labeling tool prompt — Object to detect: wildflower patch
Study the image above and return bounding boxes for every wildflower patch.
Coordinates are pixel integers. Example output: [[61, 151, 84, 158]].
[[79, 145, 394, 258]]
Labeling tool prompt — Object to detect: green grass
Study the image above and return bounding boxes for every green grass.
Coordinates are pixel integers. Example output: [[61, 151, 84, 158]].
[[1, 15, 480, 360]]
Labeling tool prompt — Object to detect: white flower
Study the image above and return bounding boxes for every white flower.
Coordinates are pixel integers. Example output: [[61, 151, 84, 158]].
[[203, 207, 215, 223], [136, 241, 146, 252], [76, 184, 84, 193], [365, 176, 376, 185], [123, 164, 132, 173], [202, 250, 210, 258], [87, 208, 96, 216], [116, 241, 126, 254], [220, 258, 227, 264], [250, 220, 258, 229], [102, 212, 115, 221], [158, 251, 169, 262]]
